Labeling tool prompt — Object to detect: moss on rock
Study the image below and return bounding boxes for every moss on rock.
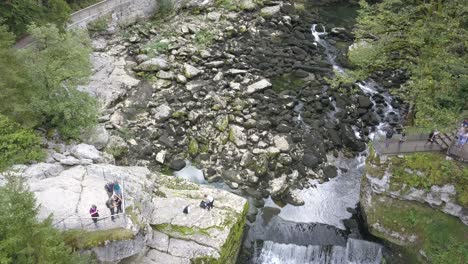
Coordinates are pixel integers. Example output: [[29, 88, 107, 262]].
[[62, 228, 134, 250], [192, 202, 249, 264]]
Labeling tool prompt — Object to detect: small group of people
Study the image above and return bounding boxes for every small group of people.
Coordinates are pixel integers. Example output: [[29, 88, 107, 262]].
[[89, 180, 123, 225], [384, 127, 406, 148], [182, 194, 215, 215]]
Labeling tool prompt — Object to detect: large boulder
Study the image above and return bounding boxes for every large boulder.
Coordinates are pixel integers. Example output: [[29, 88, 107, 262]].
[[229, 125, 247, 148], [150, 176, 248, 263], [134, 58, 170, 72], [260, 5, 281, 17], [84, 125, 109, 150], [23, 163, 64, 180], [71, 144, 102, 162], [246, 79, 272, 94]]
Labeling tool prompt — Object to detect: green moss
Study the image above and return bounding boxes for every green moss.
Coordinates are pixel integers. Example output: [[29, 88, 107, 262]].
[[364, 195, 468, 263], [188, 138, 199, 157], [172, 111, 187, 119], [87, 15, 111, 33], [153, 223, 211, 237], [105, 146, 128, 158], [214, 116, 229, 132], [154, 189, 167, 198], [161, 176, 200, 190], [192, 202, 249, 264], [194, 29, 215, 48], [62, 228, 134, 250], [161, 166, 173, 176], [389, 153, 468, 206]]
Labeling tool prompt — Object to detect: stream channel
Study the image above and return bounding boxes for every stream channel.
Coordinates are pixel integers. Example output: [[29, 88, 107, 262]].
[[172, 4, 401, 264]]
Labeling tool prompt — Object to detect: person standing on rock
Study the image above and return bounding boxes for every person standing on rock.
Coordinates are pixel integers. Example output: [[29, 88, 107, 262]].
[[385, 128, 394, 148], [106, 198, 116, 221], [113, 195, 123, 215], [105, 182, 114, 197], [89, 205, 99, 225], [113, 180, 122, 198]]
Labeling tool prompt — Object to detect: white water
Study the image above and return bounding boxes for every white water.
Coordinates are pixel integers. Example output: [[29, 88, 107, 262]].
[[256, 239, 382, 264], [173, 161, 206, 184], [265, 154, 365, 229], [255, 24, 393, 264]]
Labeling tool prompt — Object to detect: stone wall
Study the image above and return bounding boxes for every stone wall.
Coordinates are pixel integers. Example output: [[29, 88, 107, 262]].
[[68, 0, 214, 29], [68, 0, 158, 29]]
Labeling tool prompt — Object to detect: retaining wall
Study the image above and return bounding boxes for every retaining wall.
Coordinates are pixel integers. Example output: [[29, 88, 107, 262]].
[[68, 0, 158, 29]]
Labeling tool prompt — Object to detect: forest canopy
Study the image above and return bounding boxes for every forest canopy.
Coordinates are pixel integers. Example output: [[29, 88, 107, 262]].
[[349, 0, 468, 127]]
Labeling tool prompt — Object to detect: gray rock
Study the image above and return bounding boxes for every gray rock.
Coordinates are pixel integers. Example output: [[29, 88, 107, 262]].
[[229, 125, 247, 147], [23, 163, 64, 180], [277, 124, 291, 133], [157, 70, 174, 80], [260, 5, 281, 17], [273, 135, 290, 152], [135, 58, 170, 71], [148, 230, 169, 252], [169, 159, 186, 171], [323, 165, 338, 179], [358, 95, 373, 109], [183, 63, 202, 79], [153, 104, 173, 122], [84, 125, 109, 150], [246, 79, 272, 94], [176, 74, 187, 84], [303, 153, 319, 169], [59, 156, 82, 166], [71, 144, 102, 162], [207, 12, 221, 21], [143, 249, 190, 264]]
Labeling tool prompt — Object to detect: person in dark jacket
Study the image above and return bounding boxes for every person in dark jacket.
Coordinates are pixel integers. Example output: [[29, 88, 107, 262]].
[[105, 182, 114, 197], [106, 198, 116, 221], [385, 128, 394, 148], [113, 195, 123, 215]]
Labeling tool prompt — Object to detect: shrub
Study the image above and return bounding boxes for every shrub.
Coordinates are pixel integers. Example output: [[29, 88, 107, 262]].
[[0, 115, 44, 171]]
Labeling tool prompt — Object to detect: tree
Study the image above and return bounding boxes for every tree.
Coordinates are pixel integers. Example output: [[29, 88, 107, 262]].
[[0, 24, 36, 127], [0, 0, 70, 37], [0, 176, 89, 263], [349, 0, 468, 127], [19, 24, 97, 138], [0, 115, 44, 171]]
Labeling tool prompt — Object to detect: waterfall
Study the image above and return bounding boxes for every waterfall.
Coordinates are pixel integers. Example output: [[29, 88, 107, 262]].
[[256, 239, 382, 264]]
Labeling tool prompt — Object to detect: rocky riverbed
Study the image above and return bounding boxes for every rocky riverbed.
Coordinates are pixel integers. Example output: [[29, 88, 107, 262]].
[[79, 0, 401, 211]]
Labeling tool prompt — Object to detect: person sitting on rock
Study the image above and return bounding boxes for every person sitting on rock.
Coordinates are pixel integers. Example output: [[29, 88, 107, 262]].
[[105, 182, 114, 197], [89, 205, 99, 225], [203, 194, 214, 211]]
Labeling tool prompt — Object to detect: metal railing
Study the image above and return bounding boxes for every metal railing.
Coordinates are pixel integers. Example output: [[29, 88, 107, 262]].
[[37, 178, 127, 231]]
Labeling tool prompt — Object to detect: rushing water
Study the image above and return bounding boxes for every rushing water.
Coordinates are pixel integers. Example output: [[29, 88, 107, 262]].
[[249, 21, 404, 264], [174, 161, 206, 184]]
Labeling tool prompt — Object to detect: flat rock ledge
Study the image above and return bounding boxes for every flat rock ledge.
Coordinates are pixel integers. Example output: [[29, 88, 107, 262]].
[[140, 176, 248, 264]]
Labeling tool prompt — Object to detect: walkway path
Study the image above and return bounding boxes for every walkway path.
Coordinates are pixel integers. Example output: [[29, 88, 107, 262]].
[[373, 130, 467, 162]]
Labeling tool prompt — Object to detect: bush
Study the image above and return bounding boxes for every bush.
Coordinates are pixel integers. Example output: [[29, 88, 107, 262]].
[[0, 176, 90, 263], [0, 115, 44, 171], [86, 15, 110, 33]]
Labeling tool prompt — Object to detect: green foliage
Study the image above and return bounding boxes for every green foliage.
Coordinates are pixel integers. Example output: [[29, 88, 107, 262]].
[[0, 115, 44, 171], [66, 0, 102, 12], [188, 138, 199, 157], [0, 176, 89, 263], [194, 29, 215, 48], [86, 15, 110, 33], [153, 0, 174, 20], [367, 195, 468, 263], [17, 24, 97, 138], [62, 228, 134, 250], [350, 0, 468, 127], [389, 153, 468, 206], [0, 0, 71, 37]]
